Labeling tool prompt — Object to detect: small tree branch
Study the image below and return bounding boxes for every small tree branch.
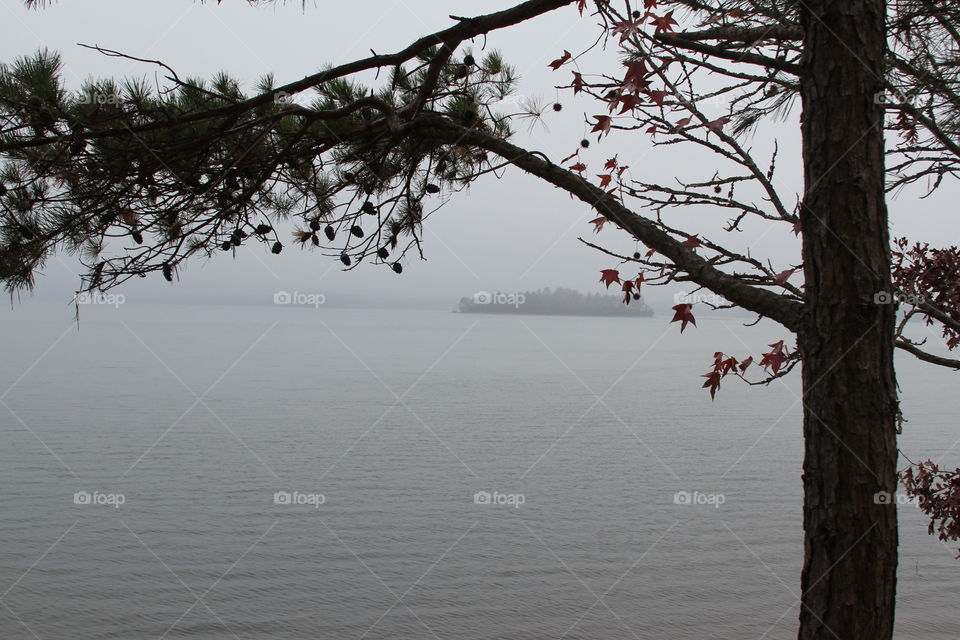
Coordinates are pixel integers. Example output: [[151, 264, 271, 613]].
[[655, 33, 802, 75], [896, 339, 960, 369], [408, 114, 804, 331], [673, 25, 803, 43], [0, 0, 576, 153]]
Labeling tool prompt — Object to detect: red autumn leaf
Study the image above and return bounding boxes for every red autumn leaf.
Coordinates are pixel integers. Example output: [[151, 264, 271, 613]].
[[793, 221, 802, 236], [616, 166, 629, 179], [605, 156, 618, 170], [645, 248, 656, 259], [760, 352, 788, 374], [682, 235, 702, 248], [646, 90, 668, 106], [577, 0, 587, 15], [548, 50, 572, 71], [604, 88, 622, 111], [646, 125, 658, 134], [702, 351, 745, 399], [591, 115, 613, 137], [600, 269, 621, 289], [759, 340, 788, 373], [671, 303, 697, 332], [616, 94, 641, 114], [635, 273, 645, 288], [720, 356, 738, 375], [597, 174, 613, 188], [729, 8, 745, 18], [572, 71, 584, 95], [774, 268, 795, 285], [622, 280, 634, 294], [611, 19, 644, 43], [706, 116, 732, 134], [702, 371, 722, 399], [649, 11, 678, 33], [589, 216, 608, 232], [569, 162, 587, 173], [672, 117, 692, 133], [622, 60, 650, 93]]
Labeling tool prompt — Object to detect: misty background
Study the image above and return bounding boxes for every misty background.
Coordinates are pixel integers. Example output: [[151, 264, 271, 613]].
[[2, 4, 959, 638], [0, 0, 953, 315]]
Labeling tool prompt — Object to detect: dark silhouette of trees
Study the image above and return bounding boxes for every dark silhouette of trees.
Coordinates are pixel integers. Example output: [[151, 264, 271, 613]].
[[457, 287, 654, 316]]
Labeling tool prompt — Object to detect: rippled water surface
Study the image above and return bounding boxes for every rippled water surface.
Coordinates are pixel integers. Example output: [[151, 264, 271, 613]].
[[0, 304, 956, 639]]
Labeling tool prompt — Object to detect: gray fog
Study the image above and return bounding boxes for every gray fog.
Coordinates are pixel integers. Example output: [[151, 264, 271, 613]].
[[0, 0, 952, 314], [2, 4, 959, 639]]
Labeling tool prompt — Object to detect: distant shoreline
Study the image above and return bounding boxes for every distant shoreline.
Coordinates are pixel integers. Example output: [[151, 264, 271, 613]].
[[455, 309, 654, 318], [457, 287, 654, 319]]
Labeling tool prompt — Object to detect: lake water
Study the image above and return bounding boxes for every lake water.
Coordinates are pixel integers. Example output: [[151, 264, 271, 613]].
[[0, 303, 957, 639]]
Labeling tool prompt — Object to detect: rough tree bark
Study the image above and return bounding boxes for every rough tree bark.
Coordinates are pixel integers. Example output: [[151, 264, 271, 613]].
[[797, 1, 899, 638]]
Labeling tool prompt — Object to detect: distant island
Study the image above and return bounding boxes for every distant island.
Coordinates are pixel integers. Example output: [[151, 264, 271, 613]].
[[457, 287, 654, 317]]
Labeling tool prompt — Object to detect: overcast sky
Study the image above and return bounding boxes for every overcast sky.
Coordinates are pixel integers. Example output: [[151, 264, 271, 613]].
[[0, 0, 955, 313]]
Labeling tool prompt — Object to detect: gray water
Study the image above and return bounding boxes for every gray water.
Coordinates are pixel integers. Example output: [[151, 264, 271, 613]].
[[0, 303, 956, 639]]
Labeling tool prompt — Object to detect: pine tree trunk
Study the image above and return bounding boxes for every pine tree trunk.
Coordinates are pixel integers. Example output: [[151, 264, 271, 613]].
[[797, 1, 899, 639]]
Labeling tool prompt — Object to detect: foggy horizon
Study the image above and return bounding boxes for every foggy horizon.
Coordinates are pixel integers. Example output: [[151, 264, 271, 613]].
[[1, 0, 954, 317], [1, 2, 958, 639]]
